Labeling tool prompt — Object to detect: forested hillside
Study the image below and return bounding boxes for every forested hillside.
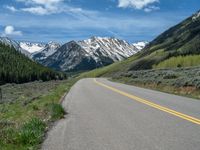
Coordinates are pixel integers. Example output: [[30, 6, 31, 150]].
[[0, 43, 66, 85]]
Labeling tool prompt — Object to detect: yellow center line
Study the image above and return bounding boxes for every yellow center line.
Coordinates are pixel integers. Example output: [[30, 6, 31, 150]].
[[93, 78, 200, 125]]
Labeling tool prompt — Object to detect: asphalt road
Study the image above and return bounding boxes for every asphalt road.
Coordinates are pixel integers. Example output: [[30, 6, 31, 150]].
[[42, 78, 200, 150]]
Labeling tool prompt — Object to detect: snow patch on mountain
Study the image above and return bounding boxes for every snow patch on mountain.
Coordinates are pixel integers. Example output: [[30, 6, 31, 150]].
[[32, 41, 60, 61], [19, 42, 46, 53], [192, 11, 200, 21], [132, 41, 148, 50]]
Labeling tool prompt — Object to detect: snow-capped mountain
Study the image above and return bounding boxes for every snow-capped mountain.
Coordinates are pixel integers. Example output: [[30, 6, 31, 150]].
[[77, 37, 139, 62], [19, 42, 46, 53], [39, 37, 143, 72], [132, 41, 148, 50], [32, 41, 61, 62], [0, 37, 30, 56]]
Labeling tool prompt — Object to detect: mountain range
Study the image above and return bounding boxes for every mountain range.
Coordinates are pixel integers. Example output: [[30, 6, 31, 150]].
[[39, 37, 146, 72], [0, 36, 147, 72]]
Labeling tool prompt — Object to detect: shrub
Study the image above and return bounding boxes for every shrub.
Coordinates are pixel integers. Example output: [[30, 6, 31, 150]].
[[163, 71, 178, 79], [16, 118, 46, 146], [49, 103, 65, 121]]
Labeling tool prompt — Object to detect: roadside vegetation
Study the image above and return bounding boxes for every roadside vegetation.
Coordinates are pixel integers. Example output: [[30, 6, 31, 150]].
[[0, 79, 77, 150], [112, 66, 200, 99]]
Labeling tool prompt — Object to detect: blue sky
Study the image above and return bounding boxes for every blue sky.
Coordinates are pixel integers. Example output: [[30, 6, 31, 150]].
[[0, 0, 199, 43]]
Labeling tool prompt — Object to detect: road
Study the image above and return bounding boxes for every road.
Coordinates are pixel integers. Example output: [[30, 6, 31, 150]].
[[42, 78, 200, 150]]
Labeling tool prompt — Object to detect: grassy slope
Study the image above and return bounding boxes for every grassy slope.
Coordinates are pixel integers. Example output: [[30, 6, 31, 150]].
[[80, 54, 139, 78], [0, 79, 77, 150]]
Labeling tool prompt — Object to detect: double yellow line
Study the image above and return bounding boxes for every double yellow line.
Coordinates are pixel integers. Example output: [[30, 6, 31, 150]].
[[94, 78, 200, 125]]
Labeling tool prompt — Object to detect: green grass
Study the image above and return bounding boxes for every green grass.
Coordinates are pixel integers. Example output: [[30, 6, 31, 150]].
[[48, 103, 65, 121], [0, 78, 77, 150], [0, 118, 46, 150], [154, 55, 200, 69], [80, 55, 139, 78]]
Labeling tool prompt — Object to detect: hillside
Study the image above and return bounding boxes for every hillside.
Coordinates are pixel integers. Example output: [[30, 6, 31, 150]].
[[0, 43, 66, 85], [129, 11, 200, 70]]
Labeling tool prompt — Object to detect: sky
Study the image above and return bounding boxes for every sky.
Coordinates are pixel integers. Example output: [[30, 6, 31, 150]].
[[0, 0, 199, 43]]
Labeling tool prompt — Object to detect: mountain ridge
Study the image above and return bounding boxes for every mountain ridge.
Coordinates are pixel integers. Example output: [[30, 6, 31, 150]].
[[37, 37, 147, 72]]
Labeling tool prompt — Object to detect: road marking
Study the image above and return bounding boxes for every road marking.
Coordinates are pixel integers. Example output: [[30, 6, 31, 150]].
[[94, 78, 200, 125]]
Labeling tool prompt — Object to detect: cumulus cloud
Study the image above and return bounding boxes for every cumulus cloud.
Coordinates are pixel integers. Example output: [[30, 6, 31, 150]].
[[118, 0, 159, 11], [3, 26, 22, 36]]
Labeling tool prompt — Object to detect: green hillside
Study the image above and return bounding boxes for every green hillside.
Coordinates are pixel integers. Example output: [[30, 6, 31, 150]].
[[0, 43, 66, 85], [129, 11, 200, 71]]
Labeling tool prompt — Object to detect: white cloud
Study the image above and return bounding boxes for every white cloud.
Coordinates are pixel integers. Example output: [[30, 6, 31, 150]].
[[144, 6, 160, 12], [118, 0, 159, 11], [3, 25, 22, 36], [5, 6, 18, 12], [21, 6, 51, 15], [7, 0, 92, 15], [16, 0, 64, 15], [16, 0, 64, 6]]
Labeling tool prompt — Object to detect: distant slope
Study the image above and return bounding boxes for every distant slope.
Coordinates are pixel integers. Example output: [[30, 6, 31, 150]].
[[39, 37, 143, 72], [81, 10, 200, 77], [0, 43, 66, 85]]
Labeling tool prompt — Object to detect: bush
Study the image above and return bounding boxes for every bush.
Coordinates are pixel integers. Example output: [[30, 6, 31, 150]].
[[49, 103, 65, 121], [16, 118, 46, 146], [163, 71, 178, 79]]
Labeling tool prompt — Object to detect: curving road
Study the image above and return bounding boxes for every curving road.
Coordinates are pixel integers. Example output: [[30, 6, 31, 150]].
[[42, 78, 200, 150]]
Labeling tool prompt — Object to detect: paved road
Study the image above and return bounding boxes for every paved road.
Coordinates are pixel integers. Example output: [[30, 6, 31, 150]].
[[42, 78, 200, 150]]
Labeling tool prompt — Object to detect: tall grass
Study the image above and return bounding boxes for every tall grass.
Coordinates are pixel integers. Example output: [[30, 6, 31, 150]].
[[1, 118, 46, 150], [49, 103, 65, 121], [154, 55, 200, 69], [17, 118, 46, 146]]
